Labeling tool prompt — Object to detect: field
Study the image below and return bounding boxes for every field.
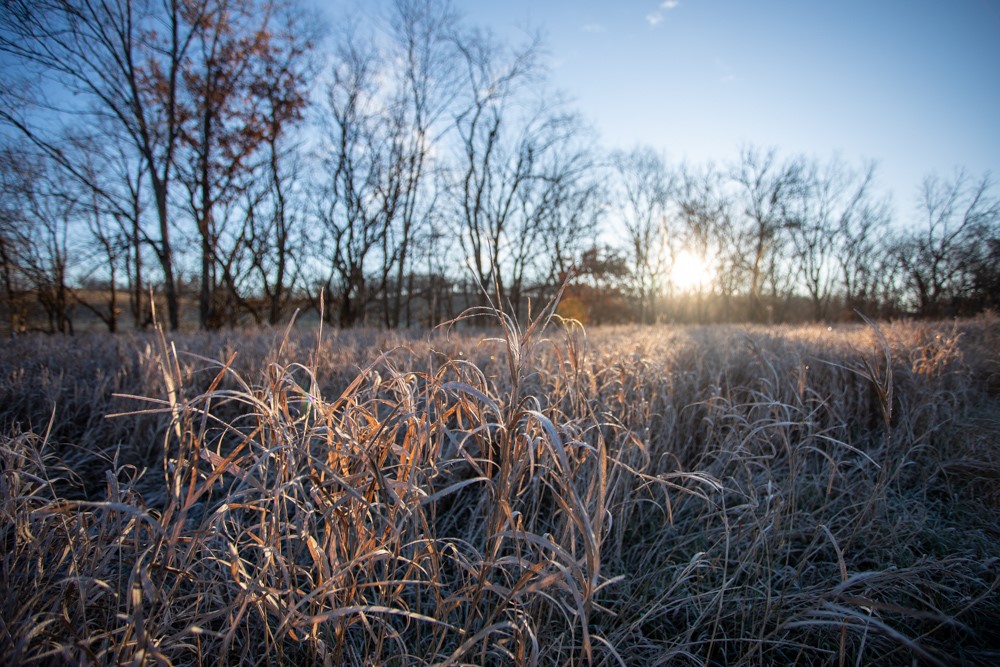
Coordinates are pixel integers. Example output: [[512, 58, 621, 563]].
[[1, 311, 998, 665]]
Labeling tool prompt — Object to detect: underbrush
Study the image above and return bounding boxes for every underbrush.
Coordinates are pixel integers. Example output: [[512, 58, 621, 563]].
[[1, 312, 998, 665]]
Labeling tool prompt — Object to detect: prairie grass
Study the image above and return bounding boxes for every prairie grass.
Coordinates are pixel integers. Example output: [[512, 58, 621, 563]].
[[0, 311, 998, 665]]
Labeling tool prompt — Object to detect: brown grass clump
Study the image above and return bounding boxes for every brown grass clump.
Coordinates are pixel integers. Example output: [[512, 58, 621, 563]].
[[0, 311, 998, 665]]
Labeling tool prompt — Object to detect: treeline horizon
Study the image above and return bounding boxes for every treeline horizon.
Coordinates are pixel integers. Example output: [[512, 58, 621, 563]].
[[1, 0, 998, 334]]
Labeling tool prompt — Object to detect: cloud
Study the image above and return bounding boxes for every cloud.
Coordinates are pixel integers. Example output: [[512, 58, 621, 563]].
[[661, 0, 680, 9], [646, 12, 664, 27], [581, 23, 607, 33]]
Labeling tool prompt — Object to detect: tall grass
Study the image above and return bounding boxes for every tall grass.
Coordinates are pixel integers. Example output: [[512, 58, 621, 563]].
[[1, 312, 998, 664]]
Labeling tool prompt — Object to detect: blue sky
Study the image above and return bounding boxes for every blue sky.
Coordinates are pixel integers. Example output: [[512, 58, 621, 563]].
[[457, 0, 1000, 217]]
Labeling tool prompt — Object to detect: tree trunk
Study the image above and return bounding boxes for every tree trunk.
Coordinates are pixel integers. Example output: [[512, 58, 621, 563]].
[[151, 178, 179, 330]]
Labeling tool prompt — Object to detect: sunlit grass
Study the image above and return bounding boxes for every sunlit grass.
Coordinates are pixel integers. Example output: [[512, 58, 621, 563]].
[[0, 312, 998, 664]]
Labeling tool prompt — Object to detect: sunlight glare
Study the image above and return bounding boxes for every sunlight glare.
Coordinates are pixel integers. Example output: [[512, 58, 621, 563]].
[[670, 249, 713, 292]]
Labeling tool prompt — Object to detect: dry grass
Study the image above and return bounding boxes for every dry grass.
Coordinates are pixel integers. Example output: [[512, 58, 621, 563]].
[[1, 310, 998, 665]]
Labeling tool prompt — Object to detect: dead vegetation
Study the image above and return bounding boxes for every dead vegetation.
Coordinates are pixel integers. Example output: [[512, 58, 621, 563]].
[[1, 311, 998, 665]]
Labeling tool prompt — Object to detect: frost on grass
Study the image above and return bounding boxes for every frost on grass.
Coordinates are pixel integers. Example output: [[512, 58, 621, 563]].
[[0, 314, 998, 665]]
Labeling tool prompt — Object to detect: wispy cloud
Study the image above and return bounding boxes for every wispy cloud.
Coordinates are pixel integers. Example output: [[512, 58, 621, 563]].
[[581, 23, 606, 34], [647, 1, 677, 28]]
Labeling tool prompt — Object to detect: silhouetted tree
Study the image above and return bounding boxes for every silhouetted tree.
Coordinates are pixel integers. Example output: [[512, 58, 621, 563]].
[[537, 145, 605, 297], [675, 161, 729, 320], [175, 0, 311, 328], [611, 146, 674, 323], [380, 0, 461, 327], [0, 0, 212, 329], [0, 144, 75, 333], [896, 170, 999, 317], [450, 27, 588, 316], [729, 146, 804, 322], [968, 237, 1000, 311], [314, 33, 393, 326], [788, 157, 885, 320]]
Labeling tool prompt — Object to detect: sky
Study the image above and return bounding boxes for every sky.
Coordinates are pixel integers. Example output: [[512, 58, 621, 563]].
[[456, 0, 1000, 219]]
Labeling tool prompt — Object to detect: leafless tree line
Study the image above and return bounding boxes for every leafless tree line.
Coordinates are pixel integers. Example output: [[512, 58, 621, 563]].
[[1, 0, 997, 332], [611, 145, 999, 324]]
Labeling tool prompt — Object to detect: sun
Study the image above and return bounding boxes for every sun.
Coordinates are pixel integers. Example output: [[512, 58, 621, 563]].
[[669, 249, 714, 292]]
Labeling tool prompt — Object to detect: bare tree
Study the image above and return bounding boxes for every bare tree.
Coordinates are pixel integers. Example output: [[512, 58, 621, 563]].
[[788, 157, 885, 320], [0, 145, 31, 333], [834, 175, 892, 318], [675, 161, 728, 320], [504, 112, 598, 314], [175, 0, 311, 328], [407, 211, 458, 326], [896, 170, 1000, 316], [379, 0, 461, 327], [0, 0, 225, 329], [729, 146, 804, 322], [537, 143, 605, 295], [968, 236, 1000, 311], [43, 124, 152, 330], [72, 133, 154, 329], [239, 129, 308, 325], [611, 146, 674, 323], [0, 0, 216, 329], [74, 177, 126, 332], [449, 27, 550, 314], [314, 35, 394, 326], [54, 129, 155, 332], [0, 144, 76, 333]]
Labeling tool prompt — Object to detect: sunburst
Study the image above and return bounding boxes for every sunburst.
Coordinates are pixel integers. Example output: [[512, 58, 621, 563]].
[[670, 249, 714, 292]]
